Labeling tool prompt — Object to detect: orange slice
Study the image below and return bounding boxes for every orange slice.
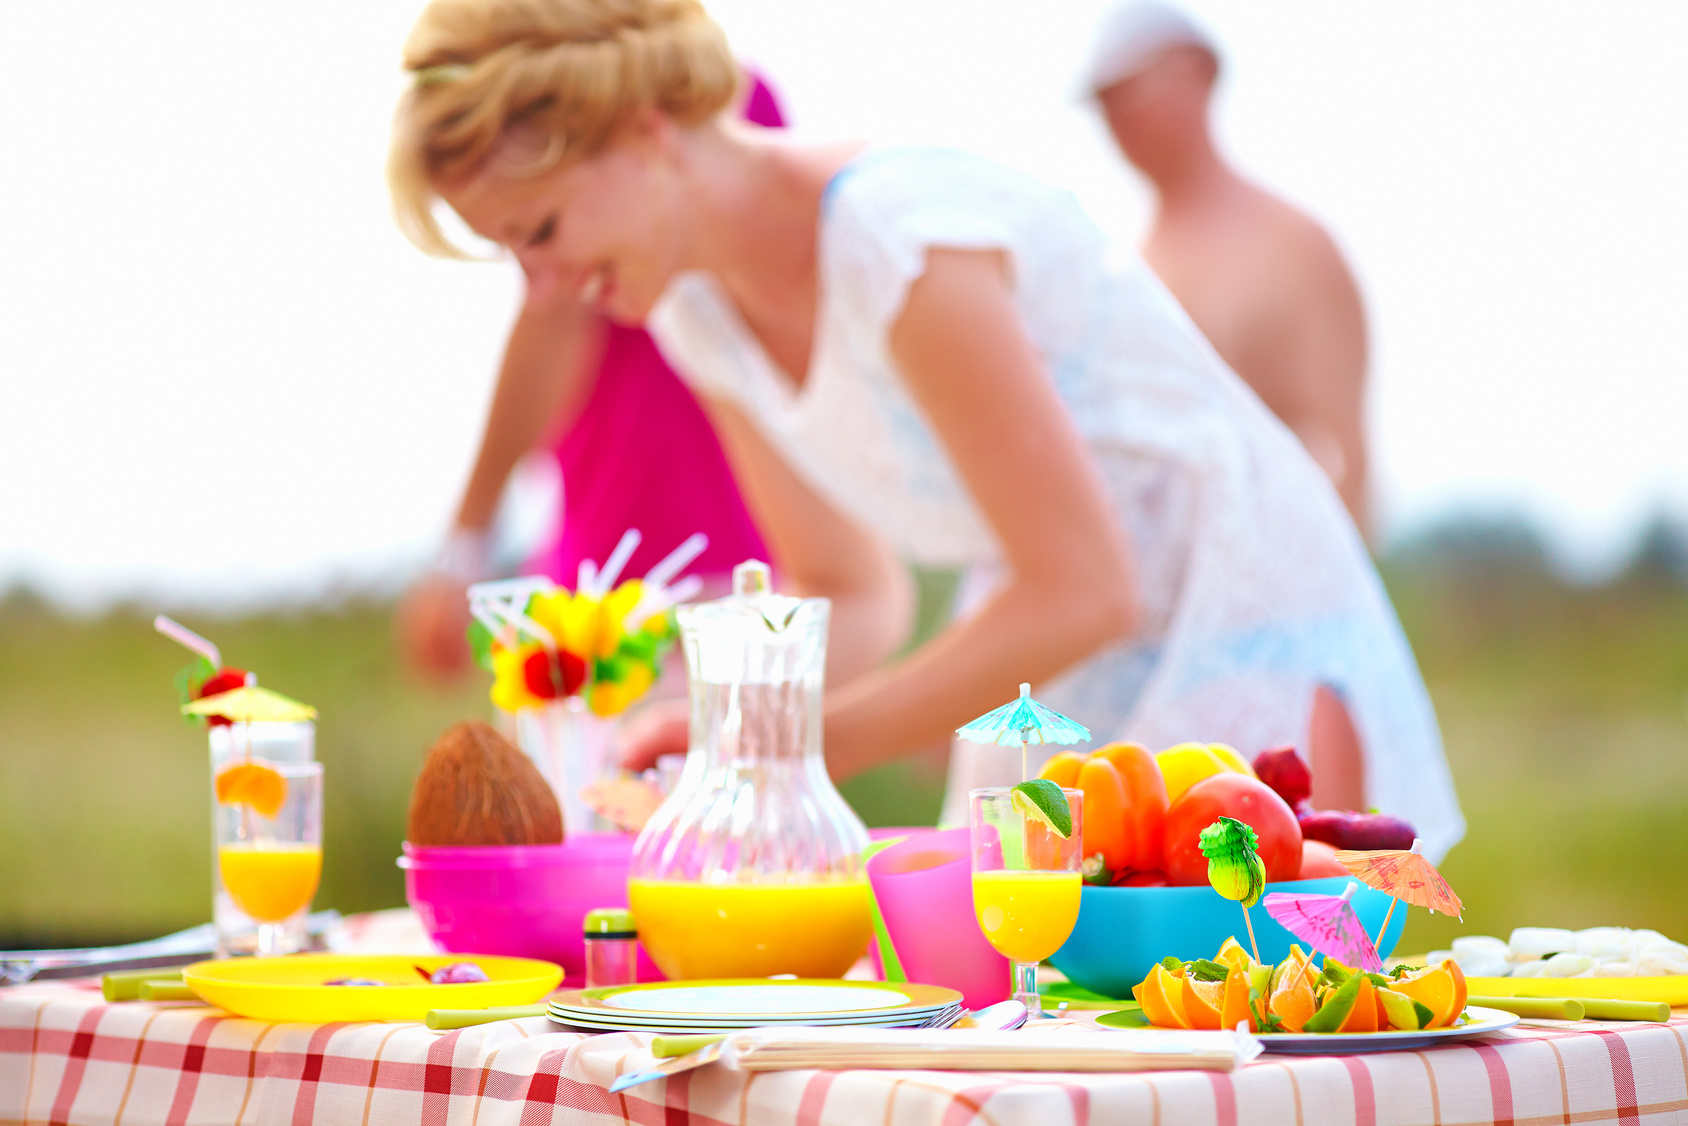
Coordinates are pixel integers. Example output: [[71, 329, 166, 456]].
[[1182, 975, 1225, 1030], [1336, 976, 1379, 1033], [1220, 966, 1256, 1032], [1134, 963, 1192, 1029], [1394, 959, 1467, 1029], [1268, 970, 1318, 1032], [1214, 937, 1256, 975], [215, 762, 286, 818]]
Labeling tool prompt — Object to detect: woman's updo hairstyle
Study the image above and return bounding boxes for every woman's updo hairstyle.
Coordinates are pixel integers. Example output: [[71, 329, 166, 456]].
[[389, 0, 738, 256]]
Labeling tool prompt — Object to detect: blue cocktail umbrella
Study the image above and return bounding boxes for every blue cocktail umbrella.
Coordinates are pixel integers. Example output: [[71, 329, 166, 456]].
[[956, 682, 1092, 782]]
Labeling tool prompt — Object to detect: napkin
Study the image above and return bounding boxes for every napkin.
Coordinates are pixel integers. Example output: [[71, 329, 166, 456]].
[[609, 1022, 1261, 1092], [722, 1024, 1262, 1072]]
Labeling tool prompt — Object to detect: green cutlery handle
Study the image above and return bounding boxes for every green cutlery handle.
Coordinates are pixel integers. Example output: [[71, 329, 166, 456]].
[[1468, 996, 1585, 1020], [652, 1034, 724, 1058], [139, 981, 199, 1001], [424, 1005, 547, 1030], [103, 969, 184, 1002], [1579, 998, 1672, 1022]]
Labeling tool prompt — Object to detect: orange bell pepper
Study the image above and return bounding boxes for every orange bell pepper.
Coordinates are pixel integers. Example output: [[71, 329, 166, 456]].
[[1076, 757, 1130, 872], [1038, 751, 1086, 789], [1096, 741, 1169, 873]]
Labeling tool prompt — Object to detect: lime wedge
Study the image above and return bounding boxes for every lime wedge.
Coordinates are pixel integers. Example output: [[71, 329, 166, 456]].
[[1010, 779, 1073, 839]]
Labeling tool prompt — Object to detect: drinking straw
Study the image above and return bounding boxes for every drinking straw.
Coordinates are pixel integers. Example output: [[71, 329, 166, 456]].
[[139, 980, 199, 1001], [425, 1004, 547, 1030], [592, 529, 643, 596], [1467, 996, 1585, 1020], [1577, 998, 1671, 1022], [103, 969, 184, 1002], [642, 533, 709, 593], [621, 574, 704, 632], [153, 615, 221, 668]]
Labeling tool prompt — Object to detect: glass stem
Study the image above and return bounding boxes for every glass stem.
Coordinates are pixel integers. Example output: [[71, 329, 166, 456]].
[[1013, 959, 1042, 1018], [256, 922, 284, 958]]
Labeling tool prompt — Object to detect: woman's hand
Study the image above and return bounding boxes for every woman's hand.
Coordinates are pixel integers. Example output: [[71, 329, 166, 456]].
[[618, 697, 691, 772], [396, 572, 473, 679]]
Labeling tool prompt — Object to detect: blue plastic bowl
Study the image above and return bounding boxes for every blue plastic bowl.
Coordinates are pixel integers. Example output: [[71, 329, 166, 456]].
[[1049, 878, 1406, 1000]]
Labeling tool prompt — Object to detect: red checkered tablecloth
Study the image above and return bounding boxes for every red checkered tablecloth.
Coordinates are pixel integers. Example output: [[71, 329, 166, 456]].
[[6, 909, 1688, 1126], [5, 978, 1687, 1126]]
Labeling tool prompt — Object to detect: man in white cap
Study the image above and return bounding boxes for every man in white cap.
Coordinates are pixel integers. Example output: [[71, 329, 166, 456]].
[[1086, 0, 1371, 534]]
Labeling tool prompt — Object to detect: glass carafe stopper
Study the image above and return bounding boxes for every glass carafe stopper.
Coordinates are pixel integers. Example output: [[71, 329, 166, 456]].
[[732, 559, 771, 596]]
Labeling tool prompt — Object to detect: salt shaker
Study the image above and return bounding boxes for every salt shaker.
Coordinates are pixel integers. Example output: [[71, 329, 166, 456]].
[[583, 908, 639, 988]]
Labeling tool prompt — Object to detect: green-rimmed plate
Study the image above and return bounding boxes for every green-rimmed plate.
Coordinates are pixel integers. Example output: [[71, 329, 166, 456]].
[[549, 979, 960, 1028]]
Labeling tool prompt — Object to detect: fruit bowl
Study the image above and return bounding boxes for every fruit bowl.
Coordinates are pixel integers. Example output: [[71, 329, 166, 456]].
[[1049, 877, 1407, 1000], [399, 834, 662, 986]]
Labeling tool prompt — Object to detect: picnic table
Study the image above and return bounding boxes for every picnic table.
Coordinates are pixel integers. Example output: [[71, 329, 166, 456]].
[[5, 911, 1687, 1126]]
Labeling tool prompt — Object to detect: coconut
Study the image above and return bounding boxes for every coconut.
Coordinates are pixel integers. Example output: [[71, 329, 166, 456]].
[[407, 721, 563, 845]]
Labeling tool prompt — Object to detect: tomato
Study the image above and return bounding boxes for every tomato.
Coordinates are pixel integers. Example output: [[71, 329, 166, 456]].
[[1299, 838, 1349, 879], [1076, 758, 1130, 872], [1115, 869, 1168, 887], [1163, 773, 1303, 886], [1096, 742, 1167, 873]]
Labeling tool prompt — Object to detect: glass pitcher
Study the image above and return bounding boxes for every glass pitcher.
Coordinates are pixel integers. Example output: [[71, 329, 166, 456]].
[[628, 561, 872, 979]]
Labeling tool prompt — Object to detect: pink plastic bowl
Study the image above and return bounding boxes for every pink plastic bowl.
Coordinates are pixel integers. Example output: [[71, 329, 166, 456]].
[[400, 834, 661, 986]]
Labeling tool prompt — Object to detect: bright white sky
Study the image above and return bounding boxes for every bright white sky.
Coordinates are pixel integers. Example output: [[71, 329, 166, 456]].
[[2, 1, 1685, 609]]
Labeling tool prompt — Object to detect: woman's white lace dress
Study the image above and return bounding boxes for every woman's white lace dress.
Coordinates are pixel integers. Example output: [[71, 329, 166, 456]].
[[649, 147, 1463, 861]]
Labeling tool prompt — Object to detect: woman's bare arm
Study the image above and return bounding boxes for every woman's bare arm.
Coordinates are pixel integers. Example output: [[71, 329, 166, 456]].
[[452, 293, 605, 531], [703, 402, 915, 686], [630, 249, 1140, 776], [397, 290, 604, 677], [818, 247, 1141, 775]]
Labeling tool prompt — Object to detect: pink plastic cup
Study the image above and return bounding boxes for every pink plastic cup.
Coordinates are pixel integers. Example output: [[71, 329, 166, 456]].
[[400, 834, 662, 986], [866, 828, 1010, 1009]]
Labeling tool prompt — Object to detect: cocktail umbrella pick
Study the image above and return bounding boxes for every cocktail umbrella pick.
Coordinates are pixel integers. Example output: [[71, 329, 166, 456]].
[[1263, 882, 1383, 974], [1334, 837, 1463, 956], [182, 687, 319, 725], [1200, 817, 1267, 962], [185, 687, 317, 835], [955, 683, 1092, 783]]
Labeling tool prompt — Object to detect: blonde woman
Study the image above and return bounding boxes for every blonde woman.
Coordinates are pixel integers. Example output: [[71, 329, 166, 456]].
[[389, 0, 1463, 857]]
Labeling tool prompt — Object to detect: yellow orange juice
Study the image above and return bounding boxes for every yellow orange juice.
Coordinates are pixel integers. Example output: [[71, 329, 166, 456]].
[[629, 878, 873, 980], [971, 870, 1082, 963], [219, 843, 322, 923]]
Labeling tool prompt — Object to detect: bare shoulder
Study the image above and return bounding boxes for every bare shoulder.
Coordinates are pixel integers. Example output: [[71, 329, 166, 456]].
[[1249, 190, 1364, 308]]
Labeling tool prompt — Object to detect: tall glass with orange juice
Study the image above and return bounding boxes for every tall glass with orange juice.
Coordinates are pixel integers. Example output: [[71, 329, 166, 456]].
[[214, 760, 323, 957], [970, 785, 1084, 1017], [209, 719, 316, 955], [629, 561, 871, 979]]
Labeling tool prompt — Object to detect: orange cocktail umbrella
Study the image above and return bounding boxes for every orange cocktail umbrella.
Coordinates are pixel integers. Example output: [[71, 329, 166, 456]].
[[1335, 838, 1462, 953]]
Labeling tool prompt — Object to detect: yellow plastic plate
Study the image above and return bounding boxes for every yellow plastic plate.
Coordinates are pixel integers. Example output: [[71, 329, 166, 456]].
[[182, 954, 562, 1022], [1464, 976, 1688, 1006]]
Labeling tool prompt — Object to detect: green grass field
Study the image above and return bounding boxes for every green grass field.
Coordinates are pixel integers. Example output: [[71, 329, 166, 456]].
[[3, 551, 1686, 959]]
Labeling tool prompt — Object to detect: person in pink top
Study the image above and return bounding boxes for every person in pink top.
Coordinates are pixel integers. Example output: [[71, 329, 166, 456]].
[[397, 76, 781, 678]]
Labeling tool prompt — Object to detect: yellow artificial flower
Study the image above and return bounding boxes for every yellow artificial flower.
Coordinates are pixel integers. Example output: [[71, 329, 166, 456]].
[[589, 661, 656, 717], [490, 645, 543, 712]]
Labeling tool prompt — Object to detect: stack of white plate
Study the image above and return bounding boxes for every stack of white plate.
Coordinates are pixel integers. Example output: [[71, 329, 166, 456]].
[[548, 979, 964, 1034]]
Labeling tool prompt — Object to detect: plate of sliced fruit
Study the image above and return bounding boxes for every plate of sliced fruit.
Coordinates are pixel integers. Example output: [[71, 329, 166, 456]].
[[1100, 939, 1518, 1053]]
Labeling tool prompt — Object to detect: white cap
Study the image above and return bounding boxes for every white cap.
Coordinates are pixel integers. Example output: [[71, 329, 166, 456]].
[[1083, 0, 1218, 95]]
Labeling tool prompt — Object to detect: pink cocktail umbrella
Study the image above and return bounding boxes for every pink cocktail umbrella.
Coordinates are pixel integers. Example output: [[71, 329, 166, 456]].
[[1263, 882, 1383, 974]]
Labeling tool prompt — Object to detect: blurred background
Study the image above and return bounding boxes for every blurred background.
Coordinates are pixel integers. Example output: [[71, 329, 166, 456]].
[[3, 0, 1686, 956]]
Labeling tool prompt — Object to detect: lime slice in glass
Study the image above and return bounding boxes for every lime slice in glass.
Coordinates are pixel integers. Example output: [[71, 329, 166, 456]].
[[1010, 779, 1072, 839]]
